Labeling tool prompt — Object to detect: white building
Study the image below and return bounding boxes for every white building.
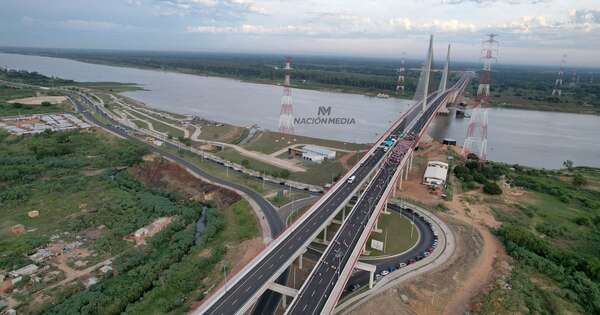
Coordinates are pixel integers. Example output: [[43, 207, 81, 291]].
[[9, 264, 39, 278], [423, 161, 449, 186], [300, 145, 336, 163]]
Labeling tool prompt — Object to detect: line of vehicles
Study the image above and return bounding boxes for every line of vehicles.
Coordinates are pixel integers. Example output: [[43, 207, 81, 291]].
[[350, 206, 441, 291]]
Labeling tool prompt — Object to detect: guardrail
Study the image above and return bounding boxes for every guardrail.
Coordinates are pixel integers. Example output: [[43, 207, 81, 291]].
[[334, 201, 455, 314], [195, 81, 425, 315]]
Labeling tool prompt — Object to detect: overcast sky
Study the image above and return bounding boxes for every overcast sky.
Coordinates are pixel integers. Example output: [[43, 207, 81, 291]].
[[1, 0, 600, 66]]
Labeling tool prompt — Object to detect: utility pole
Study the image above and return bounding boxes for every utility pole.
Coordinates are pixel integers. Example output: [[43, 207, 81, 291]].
[[396, 52, 406, 95], [552, 54, 566, 97], [476, 34, 498, 103], [278, 57, 294, 134]]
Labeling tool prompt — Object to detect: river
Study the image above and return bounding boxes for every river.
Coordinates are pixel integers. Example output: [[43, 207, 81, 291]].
[[1, 52, 599, 169]]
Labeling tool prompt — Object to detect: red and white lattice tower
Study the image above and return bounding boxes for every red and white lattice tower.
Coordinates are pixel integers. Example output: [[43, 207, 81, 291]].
[[552, 54, 566, 96], [476, 34, 498, 103], [463, 34, 497, 161], [396, 52, 406, 95], [278, 57, 294, 134], [462, 107, 489, 160]]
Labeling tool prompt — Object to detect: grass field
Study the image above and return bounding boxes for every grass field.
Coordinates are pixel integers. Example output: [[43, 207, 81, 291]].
[[125, 109, 185, 138], [243, 130, 370, 154], [453, 162, 600, 314], [365, 211, 418, 256], [160, 145, 284, 197], [194, 120, 246, 144], [267, 191, 311, 208], [0, 85, 71, 116], [130, 119, 149, 129]]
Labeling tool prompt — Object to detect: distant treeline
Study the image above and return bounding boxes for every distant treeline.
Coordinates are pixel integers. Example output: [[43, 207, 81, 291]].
[[0, 49, 458, 97]]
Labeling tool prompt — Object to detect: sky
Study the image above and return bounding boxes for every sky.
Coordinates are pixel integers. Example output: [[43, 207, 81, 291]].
[[1, 0, 600, 66]]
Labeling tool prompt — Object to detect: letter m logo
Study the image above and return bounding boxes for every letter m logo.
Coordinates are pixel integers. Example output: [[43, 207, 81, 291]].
[[318, 106, 332, 116]]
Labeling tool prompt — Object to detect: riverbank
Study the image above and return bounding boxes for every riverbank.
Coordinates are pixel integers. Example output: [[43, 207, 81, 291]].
[[0, 50, 413, 99]]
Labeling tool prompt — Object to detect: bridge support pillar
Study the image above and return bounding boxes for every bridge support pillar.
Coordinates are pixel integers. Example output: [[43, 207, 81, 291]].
[[398, 169, 404, 189], [356, 262, 377, 289], [323, 225, 327, 242], [383, 198, 391, 215], [299, 253, 303, 270], [373, 216, 382, 234], [268, 282, 298, 310]]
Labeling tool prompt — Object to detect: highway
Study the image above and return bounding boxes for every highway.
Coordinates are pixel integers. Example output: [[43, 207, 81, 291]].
[[344, 204, 435, 293], [302, 202, 436, 296], [201, 147, 386, 314], [286, 78, 467, 314], [197, 71, 468, 314]]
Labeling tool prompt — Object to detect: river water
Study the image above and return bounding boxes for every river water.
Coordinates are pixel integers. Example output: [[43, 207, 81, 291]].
[[1, 52, 599, 169]]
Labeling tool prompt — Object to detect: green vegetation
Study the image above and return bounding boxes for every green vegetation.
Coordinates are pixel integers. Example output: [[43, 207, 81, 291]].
[[267, 190, 310, 207], [244, 130, 369, 154], [125, 109, 185, 138], [0, 85, 70, 116], [1, 49, 446, 98], [476, 165, 600, 314], [453, 159, 505, 195], [0, 126, 261, 314], [0, 68, 74, 87], [466, 64, 600, 115], [0, 130, 149, 270], [365, 211, 418, 257]]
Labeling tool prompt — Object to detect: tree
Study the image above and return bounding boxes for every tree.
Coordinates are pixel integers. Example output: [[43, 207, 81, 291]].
[[483, 181, 502, 195], [241, 159, 250, 168], [573, 173, 587, 187], [563, 160, 574, 171]]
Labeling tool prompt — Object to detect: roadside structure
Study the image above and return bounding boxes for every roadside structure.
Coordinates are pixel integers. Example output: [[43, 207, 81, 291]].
[[423, 161, 449, 186]]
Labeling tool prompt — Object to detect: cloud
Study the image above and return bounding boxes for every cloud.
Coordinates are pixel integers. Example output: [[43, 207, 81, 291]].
[[187, 24, 305, 35], [440, 0, 550, 5], [569, 9, 600, 25], [58, 19, 141, 31], [187, 17, 479, 37], [153, 0, 267, 16]]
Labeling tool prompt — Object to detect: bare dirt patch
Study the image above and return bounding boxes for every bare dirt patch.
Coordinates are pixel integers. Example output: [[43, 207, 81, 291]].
[[350, 217, 509, 315], [124, 217, 173, 246], [7, 96, 67, 105], [130, 158, 241, 208], [350, 141, 511, 315], [339, 152, 358, 171]]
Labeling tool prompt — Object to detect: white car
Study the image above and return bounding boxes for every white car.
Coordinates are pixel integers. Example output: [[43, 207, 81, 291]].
[[380, 270, 390, 276]]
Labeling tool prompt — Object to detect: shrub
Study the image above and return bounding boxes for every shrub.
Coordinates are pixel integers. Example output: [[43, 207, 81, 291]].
[[573, 173, 587, 187], [483, 181, 502, 195]]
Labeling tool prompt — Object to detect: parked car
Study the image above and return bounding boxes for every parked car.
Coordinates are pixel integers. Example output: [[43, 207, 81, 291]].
[[381, 270, 390, 276]]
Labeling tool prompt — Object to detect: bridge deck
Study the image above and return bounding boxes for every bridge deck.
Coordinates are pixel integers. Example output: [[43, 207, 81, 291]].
[[286, 75, 471, 315]]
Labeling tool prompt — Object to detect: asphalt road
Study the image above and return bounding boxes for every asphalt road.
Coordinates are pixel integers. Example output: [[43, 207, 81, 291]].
[[302, 203, 436, 295], [68, 93, 296, 315], [343, 204, 435, 292], [286, 82, 464, 314], [201, 146, 385, 314]]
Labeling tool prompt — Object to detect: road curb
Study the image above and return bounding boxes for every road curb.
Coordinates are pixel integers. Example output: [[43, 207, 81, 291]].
[[334, 202, 456, 314]]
